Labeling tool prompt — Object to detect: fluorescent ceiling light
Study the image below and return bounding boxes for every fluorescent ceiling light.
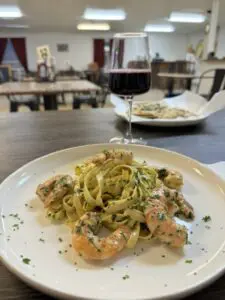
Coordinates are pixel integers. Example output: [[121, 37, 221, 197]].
[[83, 8, 126, 20], [144, 24, 175, 33], [169, 12, 206, 23], [77, 23, 110, 31], [0, 5, 23, 19], [0, 24, 29, 28]]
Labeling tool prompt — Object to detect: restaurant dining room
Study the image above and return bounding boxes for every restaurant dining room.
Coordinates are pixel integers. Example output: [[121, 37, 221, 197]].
[[1, 0, 225, 300]]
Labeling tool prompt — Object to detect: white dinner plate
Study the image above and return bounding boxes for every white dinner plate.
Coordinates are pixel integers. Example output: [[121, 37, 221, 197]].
[[111, 90, 225, 127], [0, 144, 225, 300]]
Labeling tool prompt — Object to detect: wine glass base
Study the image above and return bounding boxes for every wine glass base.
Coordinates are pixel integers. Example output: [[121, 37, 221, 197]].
[[109, 137, 147, 145]]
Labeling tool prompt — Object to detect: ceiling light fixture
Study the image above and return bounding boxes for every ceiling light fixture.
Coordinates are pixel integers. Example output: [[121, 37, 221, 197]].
[[0, 24, 29, 28], [77, 23, 110, 31], [0, 5, 23, 19], [144, 24, 175, 33], [83, 8, 126, 20], [169, 12, 206, 23]]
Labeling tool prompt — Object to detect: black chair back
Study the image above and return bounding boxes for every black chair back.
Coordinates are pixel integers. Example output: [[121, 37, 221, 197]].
[[208, 69, 225, 100]]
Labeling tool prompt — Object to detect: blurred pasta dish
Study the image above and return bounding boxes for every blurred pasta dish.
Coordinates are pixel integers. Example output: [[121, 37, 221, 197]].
[[133, 103, 195, 119]]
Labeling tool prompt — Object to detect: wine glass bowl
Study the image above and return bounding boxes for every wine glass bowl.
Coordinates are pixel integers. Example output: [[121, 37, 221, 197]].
[[109, 32, 151, 144]]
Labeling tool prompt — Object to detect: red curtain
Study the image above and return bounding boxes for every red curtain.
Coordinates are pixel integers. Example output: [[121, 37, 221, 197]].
[[0, 38, 7, 63], [93, 39, 105, 68], [11, 38, 28, 71]]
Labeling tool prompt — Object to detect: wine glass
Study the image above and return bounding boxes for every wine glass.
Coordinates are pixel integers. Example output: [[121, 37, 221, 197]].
[[109, 32, 151, 144]]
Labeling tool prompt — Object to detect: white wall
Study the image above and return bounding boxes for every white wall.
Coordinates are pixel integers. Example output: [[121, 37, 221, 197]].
[[0, 31, 188, 71], [149, 33, 187, 60], [187, 26, 225, 59]]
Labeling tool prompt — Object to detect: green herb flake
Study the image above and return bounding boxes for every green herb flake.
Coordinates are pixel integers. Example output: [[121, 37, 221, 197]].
[[202, 215, 211, 222], [161, 255, 166, 258], [110, 267, 114, 271], [22, 258, 31, 265], [187, 241, 192, 245], [152, 194, 160, 200], [58, 237, 63, 242], [164, 190, 170, 198], [58, 250, 62, 254], [122, 274, 130, 280], [120, 232, 127, 241], [185, 259, 192, 264], [39, 238, 45, 243], [157, 213, 166, 221]]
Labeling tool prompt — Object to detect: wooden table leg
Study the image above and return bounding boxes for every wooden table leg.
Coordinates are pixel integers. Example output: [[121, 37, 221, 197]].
[[43, 94, 58, 110]]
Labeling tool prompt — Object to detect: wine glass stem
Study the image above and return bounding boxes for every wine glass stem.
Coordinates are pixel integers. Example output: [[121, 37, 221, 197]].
[[126, 96, 133, 141]]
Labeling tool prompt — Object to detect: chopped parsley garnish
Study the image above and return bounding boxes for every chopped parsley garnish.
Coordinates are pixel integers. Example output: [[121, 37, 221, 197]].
[[22, 258, 31, 265], [157, 213, 166, 221], [157, 168, 168, 179], [122, 274, 130, 280], [58, 250, 62, 254], [185, 259, 192, 264], [164, 190, 170, 198], [161, 255, 166, 258], [58, 237, 63, 242], [110, 267, 114, 271], [39, 238, 45, 243], [202, 215, 211, 222], [187, 241, 192, 245], [120, 232, 127, 241], [152, 194, 160, 199]]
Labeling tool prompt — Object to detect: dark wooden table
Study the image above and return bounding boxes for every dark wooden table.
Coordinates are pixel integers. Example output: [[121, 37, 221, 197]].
[[0, 108, 225, 299]]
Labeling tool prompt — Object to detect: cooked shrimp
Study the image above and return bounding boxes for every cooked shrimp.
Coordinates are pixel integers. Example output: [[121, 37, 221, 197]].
[[163, 187, 194, 219], [72, 212, 131, 260], [156, 168, 183, 190], [151, 187, 179, 217], [151, 184, 194, 219], [86, 149, 133, 166], [36, 175, 75, 207], [144, 199, 188, 248]]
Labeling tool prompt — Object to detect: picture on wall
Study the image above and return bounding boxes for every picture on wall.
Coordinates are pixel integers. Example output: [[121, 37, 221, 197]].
[[57, 44, 69, 52], [36, 45, 51, 61]]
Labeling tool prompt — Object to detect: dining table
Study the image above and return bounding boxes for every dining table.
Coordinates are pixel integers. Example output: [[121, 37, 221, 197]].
[[0, 108, 225, 299], [0, 80, 101, 110]]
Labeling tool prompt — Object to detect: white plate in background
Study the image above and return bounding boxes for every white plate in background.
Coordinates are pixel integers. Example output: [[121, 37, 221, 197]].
[[0, 144, 225, 300], [111, 90, 225, 127]]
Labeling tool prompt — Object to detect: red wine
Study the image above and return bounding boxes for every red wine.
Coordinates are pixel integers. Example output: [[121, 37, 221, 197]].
[[109, 69, 151, 96]]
